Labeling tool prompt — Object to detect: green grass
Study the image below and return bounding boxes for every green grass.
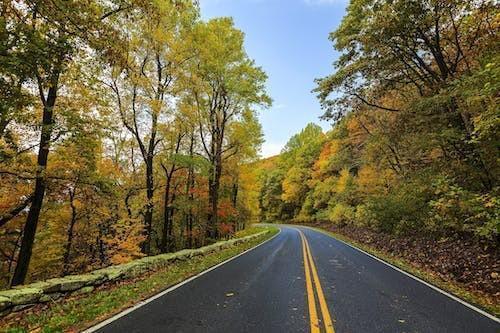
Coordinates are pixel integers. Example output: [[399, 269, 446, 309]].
[[234, 225, 267, 238], [0, 226, 279, 333], [303, 225, 500, 318]]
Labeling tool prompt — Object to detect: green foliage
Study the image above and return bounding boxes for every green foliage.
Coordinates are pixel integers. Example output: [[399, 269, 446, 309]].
[[429, 178, 499, 239], [359, 182, 430, 234], [258, 0, 498, 246], [280, 124, 324, 215], [259, 169, 286, 222], [0, 1, 269, 287], [327, 203, 355, 226]]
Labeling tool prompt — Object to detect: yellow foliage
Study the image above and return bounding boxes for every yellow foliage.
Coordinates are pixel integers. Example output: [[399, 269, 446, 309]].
[[311, 140, 342, 181], [356, 166, 396, 196], [282, 167, 305, 203], [334, 168, 352, 194]]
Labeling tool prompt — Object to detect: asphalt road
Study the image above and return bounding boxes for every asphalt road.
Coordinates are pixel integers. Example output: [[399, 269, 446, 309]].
[[90, 225, 500, 333]]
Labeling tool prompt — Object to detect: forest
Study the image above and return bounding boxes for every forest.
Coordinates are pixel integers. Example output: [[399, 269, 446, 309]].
[[259, 1, 498, 247], [0, 0, 498, 331], [0, 0, 270, 288]]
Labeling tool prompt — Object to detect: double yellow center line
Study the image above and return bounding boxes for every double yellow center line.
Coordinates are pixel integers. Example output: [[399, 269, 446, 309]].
[[299, 230, 335, 333]]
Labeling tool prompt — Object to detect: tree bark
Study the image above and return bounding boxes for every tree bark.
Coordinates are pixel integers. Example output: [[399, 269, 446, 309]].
[[161, 169, 174, 252], [142, 157, 154, 255], [231, 180, 239, 231], [62, 187, 78, 275], [11, 72, 59, 286], [207, 153, 222, 240], [185, 133, 195, 248], [160, 133, 183, 252]]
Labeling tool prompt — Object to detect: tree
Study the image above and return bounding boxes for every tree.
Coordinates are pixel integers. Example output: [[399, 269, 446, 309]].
[[107, 1, 198, 254], [258, 0, 498, 242], [6, 0, 128, 286], [280, 124, 324, 216], [188, 18, 271, 238], [0, 0, 271, 287], [159, 118, 186, 252], [223, 108, 264, 231], [314, 0, 497, 191]]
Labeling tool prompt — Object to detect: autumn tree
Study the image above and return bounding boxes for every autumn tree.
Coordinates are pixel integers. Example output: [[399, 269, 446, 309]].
[[158, 117, 188, 252], [188, 18, 271, 238], [315, 0, 498, 190], [107, 1, 198, 254], [259, 0, 499, 242], [0, 1, 270, 287], [1, 0, 133, 286]]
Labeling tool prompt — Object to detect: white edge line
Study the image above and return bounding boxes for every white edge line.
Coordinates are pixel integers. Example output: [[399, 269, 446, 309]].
[[298, 225, 500, 324], [83, 228, 282, 333]]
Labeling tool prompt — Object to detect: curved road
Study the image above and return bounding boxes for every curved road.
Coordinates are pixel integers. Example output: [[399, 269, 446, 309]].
[[89, 225, 500, 333]]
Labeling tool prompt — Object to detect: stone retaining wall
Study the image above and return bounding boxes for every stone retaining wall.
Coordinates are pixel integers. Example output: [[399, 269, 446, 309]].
[[0, 229, 270, 317]]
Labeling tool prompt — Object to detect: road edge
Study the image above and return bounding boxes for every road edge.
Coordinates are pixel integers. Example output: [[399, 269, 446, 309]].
[[82, 227, 282, 333], [298, 224, 500, 324]]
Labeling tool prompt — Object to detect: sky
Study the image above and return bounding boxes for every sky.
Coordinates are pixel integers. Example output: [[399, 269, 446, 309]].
[[200, 0, 348, 157]]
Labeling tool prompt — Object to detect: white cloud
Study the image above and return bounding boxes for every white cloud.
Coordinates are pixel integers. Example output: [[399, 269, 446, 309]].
[[261, 142, 284, 158]]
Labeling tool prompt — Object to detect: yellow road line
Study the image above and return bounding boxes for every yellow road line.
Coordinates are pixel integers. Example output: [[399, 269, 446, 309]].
[[303, 234, 335, 333], [301, 232, 320, 333]]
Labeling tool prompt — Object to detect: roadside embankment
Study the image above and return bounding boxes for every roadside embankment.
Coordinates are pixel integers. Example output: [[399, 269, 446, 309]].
[[0, 226, 278, 332]]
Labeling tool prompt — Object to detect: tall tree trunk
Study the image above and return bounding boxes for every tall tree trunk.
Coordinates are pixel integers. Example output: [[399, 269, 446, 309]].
[[143, 157, 154, 255], [231, 179, 239, 231], [231, 181, 238, 208], [207, 177, 216, 239], [141, 98, 159, 254], [97, 221, 107, 266], [207, 153, 222, 240], [11, 73, 59, 286], [185, 133, 195, 248], [160, 133, 183, 252], [5, 232, 22, 283], [186, 178, 195, 247], [168, 192, 176, 249], [161, 170, 174, 252], [62, 188, 77, 275]]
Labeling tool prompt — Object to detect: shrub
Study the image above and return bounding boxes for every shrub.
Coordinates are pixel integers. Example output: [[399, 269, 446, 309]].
[[327, 203, 355, 226], [361, 182, 429, 234], [354, 204, 371, 227], [429, 178, 499, 240]]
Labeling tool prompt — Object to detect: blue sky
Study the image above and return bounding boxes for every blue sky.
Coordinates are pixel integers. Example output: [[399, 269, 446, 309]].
[[200, 0, 348, 157]]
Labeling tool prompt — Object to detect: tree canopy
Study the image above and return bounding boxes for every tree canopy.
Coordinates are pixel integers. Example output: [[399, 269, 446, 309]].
[[0, 0, 269, 287], [258, 0, 499, 242]]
